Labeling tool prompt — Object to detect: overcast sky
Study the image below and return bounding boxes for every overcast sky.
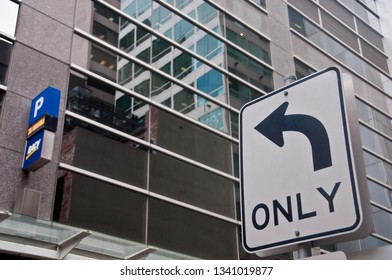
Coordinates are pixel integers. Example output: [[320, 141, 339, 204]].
[[0, 0, 390, 37], [0, 1, 19, 36]]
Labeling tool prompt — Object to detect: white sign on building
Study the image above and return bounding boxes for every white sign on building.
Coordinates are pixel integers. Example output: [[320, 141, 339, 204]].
[[239, 67, 372, 253]]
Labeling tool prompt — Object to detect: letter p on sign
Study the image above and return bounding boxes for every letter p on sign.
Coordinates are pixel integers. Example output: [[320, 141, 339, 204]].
[[28, 87, 61, 126], [33, 97, 44, 118]]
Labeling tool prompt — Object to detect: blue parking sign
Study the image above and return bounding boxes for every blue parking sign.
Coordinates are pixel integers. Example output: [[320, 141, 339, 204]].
[[28, 86, 61, 126]]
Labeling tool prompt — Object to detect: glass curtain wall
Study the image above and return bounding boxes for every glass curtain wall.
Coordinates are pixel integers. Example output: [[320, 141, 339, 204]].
[[59, 0, 273, 259], [0, 0, 19, 86], [290, 2, 392, 253]]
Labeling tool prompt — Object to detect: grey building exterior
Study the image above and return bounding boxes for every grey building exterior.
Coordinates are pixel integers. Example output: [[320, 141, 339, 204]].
[[0, 0, 391, 259]]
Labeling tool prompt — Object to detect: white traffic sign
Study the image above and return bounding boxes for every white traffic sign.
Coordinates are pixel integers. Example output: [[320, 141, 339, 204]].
[[239, 67, 368, 253]]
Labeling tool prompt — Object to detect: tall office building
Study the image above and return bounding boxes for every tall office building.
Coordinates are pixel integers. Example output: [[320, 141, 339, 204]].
[[0, 0, 391, 259]]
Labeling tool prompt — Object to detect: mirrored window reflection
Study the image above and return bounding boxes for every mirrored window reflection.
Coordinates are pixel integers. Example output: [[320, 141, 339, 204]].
[[0, 39, 12, 85], [174, 0, 192, 10], [232, 143, 241, 221], [336, 234, 390, 253], [94, 1, 119, 24], [360, 124, 392, 161], [372, 206, 392, 240], [196, 66, 224, 106], [0, 0, 19, 37], [225, 15, 271, 65], [93, 21, 118, 46], [54, 171, 147, 243], [152, 36, 171, 63], [90, 45, 118, 81], [65, 74, 149, 187], [356, 99, 392, 138], [294, 58, 315, 79], [148, 198, 238, 259], [150, 107, 232, 173], [249, 0, 266, 9], [196, 31, 223, 61], [228, 62, 272, 109], [363, 151, 392, 184], [0, 91, 4, 113], [230, 111, 239, 139], [61, 117, 148, 188], [151, 2, 171, 31], [288, 7, 388, 93], [183, 0, 220, 34], [0, 0, 18, 86], [367, 180, 392, 209], [150, 151, 235, 218], [117, 57, 151, 98]]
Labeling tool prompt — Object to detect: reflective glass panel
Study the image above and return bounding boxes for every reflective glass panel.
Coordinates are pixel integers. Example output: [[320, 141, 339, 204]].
[[148, 198, 238, 259], [150, 108, 232, 174], [55, 171, 147, 242], [149, 151, 235, 218]]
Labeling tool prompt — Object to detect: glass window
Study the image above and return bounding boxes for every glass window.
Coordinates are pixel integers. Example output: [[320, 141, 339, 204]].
[[174, 19, 194, 43], [0, 91, 4, 113], [225, 15, 271, 64], [0, 39, 12, 85], [367, 180, 392, 208], [250, 0, 266, 9], [119, 30, 135, 52], [363, 151, 391, 184], [0, 0, 19, 36], [149, 148, 235, 217], [90, 46, 117, 70], [55, 171, 147, 242], [63, 112, 148, 180], [150, 107, 232, 174], [94, 2, 119, 24], [198, 107, 225, 132], [360, 124, 392, 159], [174, 88, 195, 114], [90, 46, 117, 81], [148, 198, 238, 259], [136, 20, 151, 46], [288, 7, 388, 93], [152, 37, 171, 62], [137, 0, 152, 16], [0, 1, 18, 86], [372, 206, 392, 240], [294, 58, 315, 79], [136, 47, 151, 64], [196, 69, 223, 104], [151, 71, 171, 97], [196, 2, 218, 25], [175, 0, 192, 10], [152, 5, 171, 30], [121, 1, 136, 30], [118, 61, 133, 85], [196, 34, 222, 61], [173, 52, 194, 79], [93, 22, 118, 46]]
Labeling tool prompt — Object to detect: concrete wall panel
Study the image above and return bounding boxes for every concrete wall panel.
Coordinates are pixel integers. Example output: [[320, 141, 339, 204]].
[[16, 5, 73, 63], [22, 0, 76, 28]]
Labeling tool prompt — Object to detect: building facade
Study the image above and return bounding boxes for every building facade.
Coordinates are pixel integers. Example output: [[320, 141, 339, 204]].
[[0, 0, 391, 259]]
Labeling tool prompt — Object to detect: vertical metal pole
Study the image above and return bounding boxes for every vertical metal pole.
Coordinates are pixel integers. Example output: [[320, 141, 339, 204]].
[[284, 74, 312, 259], [284, 75, 297, 85], [297, 242, 312, 259]]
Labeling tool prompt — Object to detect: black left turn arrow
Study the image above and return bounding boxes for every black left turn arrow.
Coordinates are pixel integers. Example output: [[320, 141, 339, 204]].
[[254, 102, 332, 171]]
